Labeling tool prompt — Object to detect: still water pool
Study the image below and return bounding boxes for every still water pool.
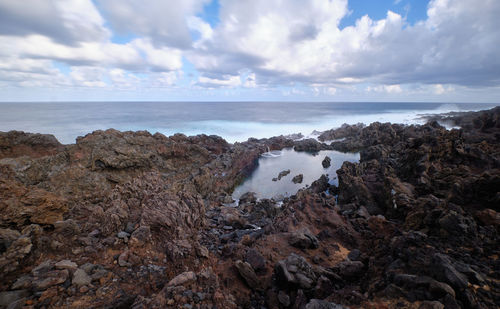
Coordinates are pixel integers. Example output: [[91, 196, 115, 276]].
[[232, 148, 359, 200]]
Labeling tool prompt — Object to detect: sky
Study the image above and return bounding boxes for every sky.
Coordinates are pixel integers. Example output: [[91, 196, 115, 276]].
[[0, 0, 499, 102]]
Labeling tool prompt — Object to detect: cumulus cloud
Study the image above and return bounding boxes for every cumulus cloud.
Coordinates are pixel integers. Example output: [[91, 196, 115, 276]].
[[190, 0, 500, 88], [0, 0, 499, 100], [0, 0, 109, 45], [95, 0, 208, 49], [197, 75, 241, 88], [0, 0, 185, 91]]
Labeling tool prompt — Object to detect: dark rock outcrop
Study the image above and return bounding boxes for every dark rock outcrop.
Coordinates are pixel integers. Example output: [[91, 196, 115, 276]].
[[0, 107, 499, 308]]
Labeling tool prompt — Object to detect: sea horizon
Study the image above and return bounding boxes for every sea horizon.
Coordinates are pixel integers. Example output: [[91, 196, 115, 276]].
[[1, 101, 498, 145]]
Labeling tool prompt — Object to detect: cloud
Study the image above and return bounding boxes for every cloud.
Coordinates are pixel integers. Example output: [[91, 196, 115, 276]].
[[0, 0, 499, 101], [367, 84, 403, 94], [190, 0, 500, 89], [95, 0, 208, 49], [197, 74, 241, 88], [0, 0, 184, 89], [0, 0, 109, 45]]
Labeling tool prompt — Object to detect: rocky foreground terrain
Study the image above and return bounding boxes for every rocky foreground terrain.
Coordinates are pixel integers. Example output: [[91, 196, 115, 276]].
[[0, 107, 499, 309]]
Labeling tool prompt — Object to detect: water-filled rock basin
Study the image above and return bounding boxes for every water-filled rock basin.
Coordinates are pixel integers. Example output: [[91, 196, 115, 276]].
[[232, 148, 359, 200]]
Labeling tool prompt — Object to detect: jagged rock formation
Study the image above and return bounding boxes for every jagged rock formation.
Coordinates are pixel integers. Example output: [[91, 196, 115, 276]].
[[0, 107, 499, 308]]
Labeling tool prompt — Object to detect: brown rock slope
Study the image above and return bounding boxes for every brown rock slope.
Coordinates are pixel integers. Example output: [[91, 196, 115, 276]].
[[0, 107, 499, 308]]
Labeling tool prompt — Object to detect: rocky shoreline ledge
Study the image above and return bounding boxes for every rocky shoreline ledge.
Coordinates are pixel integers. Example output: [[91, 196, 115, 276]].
[[1, 107, 499, 309]]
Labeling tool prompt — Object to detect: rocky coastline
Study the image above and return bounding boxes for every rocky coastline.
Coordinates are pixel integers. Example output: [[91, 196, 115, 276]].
[[0, 107, 499, 308]]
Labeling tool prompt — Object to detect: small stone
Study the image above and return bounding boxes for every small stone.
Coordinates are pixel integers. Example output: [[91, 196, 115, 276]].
[[167, 271, 197, 287], [11, 276, 32, 290], [0, 228, 21, 249], [337, 260, 364, 278], [79, 286, 89, 293], [125, 222, 135, 234], [88, 229, 101, 238], [305, 299, 346, 309], [278, 290, 290, 307], [322, 156, 331, 168], [79, 263, 96, 274], [53, 219, 81, 235], [234, 260, 260, 290], [289, 229, 319, 249], [347, 249, 361, 261], [117, 231, 130, 239], [245, 248, 266, 272], [72, 269, 91, 286], [118, 251, 131, 267], [419, 301, 444, 309], [31, 260, 55, 275], [33, 269, 69, 290], [55, 260, 78, 271], [277, 169, 291, 180], [292, 174, 303, 184], [0, 290, 29, 307], [196, 245, 209, 258]]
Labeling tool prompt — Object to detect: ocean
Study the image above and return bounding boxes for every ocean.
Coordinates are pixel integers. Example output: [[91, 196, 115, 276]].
[[0, 102, 498, 144]]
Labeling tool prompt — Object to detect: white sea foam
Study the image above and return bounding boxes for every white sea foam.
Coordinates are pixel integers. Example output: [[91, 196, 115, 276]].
[[181, 104, 486, 143]]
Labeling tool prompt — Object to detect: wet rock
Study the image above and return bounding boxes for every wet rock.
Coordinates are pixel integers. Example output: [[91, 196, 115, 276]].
[[318, 123, 365, 142], [239, 192, 257, 204], [309, 174, 330, 193], [277, 169, 291, 180], [72, 268, 91, 286], [234, 260, 260, 290], [294, 139, 324, 152], [322, 156, 331, 168], [292, 174, 304, 184], [289, 229, 319, 249]]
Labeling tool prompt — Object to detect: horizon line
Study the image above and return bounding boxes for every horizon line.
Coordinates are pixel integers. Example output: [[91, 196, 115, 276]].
[[0, 100, 499, 104]]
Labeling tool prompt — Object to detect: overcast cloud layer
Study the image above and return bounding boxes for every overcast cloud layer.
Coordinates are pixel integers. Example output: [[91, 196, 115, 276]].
[[0, 0, 499, 102]]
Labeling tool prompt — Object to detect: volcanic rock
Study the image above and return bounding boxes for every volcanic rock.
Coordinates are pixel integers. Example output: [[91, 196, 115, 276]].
[[292, 174, 304, 184], [322, 156, 331, 168]]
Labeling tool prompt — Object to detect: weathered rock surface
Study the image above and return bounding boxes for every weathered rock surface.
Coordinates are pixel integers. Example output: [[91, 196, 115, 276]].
[[292, 174, 304, 184], [0, 107, 498, 308], [322, 156, 331, 168]]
